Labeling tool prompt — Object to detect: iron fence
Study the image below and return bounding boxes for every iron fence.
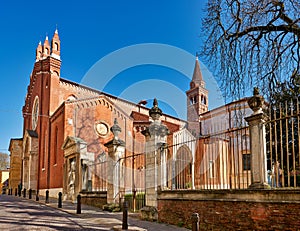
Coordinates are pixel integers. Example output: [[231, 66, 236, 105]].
[[88, 98, 300, 196], [165, 127, 251, 190], [266, 98, 300, 188]]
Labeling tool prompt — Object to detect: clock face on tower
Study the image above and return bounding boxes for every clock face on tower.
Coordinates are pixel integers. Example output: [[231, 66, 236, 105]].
[[95, 121, 109, 137], [32, 96, 39, 130]]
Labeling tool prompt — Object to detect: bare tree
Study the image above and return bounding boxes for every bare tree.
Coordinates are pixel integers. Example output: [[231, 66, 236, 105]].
[[201, 0, 300, 101], [0, 152, 9, 170]]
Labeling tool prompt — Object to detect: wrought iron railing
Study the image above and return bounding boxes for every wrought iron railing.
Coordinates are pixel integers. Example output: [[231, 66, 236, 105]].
[[266, 98, 300, 188]]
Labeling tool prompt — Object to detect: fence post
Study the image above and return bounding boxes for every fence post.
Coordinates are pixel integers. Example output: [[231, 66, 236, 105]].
[[122, 201, 128, 230], [18, 186, 21, 197], [45, 190, 49, 203], [76, 194, 81, 214], [29, 189, 32, 199], [36, 190, 39, 201], [104, 118, 125, 204], [58, 192, 62, 208], [245, 87, 269, 189], [191, 213, 199, 231]]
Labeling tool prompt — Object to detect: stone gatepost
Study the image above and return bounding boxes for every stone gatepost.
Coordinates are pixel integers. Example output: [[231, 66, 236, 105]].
[[141, 99, 169, 218], [105, 118, 125, 204], [245, 88, 269, 189]]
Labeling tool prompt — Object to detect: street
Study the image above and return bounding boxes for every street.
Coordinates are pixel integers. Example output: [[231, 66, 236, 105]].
[[0, 194, 113, 230], [0, 194, 189, 231]]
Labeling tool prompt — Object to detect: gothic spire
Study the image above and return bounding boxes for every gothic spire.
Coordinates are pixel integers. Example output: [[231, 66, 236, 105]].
[[191, 55, 204, 87]]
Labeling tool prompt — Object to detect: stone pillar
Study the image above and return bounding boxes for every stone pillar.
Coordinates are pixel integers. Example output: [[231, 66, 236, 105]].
[[142, 99, 169, 207], [28, 150, 38, 192], [245, 88, 268, 189], [105, 118, 125, 204]]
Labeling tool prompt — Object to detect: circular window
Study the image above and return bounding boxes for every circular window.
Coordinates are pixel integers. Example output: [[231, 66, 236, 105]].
[[32, 96, 39, 130], [95, 121, 109, 137]]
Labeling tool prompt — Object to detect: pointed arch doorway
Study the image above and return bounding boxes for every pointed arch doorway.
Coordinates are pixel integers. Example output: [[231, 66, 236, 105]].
[[175, 145, 193, 189]]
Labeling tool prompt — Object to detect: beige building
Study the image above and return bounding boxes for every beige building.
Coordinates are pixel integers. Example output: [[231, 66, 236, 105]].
[[0, 170, 9, 194], [8, 139, 23, 193]]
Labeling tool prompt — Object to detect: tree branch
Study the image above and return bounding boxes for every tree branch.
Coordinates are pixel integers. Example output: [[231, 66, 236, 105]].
[[227, 24, 300, 39]]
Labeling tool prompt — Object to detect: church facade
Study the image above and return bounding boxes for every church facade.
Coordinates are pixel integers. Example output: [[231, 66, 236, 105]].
[[9, 30, 252, 201]]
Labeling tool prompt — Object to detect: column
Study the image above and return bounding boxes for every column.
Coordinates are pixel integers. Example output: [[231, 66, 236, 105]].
[[142, 99, 169, 207], [105, 118, 125, 204], [245, 88, 269, 189]]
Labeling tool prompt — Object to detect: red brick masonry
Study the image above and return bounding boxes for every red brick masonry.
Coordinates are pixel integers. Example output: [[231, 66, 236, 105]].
[[157, 189, 300, 230]]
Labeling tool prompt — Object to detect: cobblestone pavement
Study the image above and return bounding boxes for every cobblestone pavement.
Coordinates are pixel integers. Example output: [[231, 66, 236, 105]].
[[0, 194, 189, 231]]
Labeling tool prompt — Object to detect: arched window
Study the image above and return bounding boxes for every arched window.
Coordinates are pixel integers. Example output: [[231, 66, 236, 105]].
[[190, 97, 193, 105], [32, 96, 39, 130], [175, 145, 192, 189], [54, 42, 59, 51], [193, 96, 197, 103]]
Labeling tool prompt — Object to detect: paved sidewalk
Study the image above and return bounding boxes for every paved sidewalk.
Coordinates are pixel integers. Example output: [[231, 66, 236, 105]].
[[33, 195, 189, 231]]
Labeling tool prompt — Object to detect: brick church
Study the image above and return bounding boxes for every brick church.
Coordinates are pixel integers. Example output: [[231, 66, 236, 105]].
[[9, 30, 251, 201]]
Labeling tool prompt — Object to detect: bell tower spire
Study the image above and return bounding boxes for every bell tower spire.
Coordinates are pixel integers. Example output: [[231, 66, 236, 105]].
[[186, 55, 208, 134], [191, 55, 205, 88], [51, 28, 60, 60], [35, 41, 42, 61], [43, 35, 50, 58]]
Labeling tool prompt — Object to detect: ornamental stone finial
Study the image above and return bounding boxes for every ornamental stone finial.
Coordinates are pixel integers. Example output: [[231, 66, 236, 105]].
[[248, 87, 264, 115], [253, 87, 259, 95], [111, 118, 121, 140], [149, 98, 162, 121]]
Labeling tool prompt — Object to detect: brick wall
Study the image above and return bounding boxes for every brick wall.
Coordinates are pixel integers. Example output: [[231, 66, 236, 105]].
[[157, 190, 300, 230], [80, 191, 107, 209]]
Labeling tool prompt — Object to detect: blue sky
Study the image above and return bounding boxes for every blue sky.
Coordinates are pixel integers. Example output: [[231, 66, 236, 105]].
[[0, 0, 224, 153]]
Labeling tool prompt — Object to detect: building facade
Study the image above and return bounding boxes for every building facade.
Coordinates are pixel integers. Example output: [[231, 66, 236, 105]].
[[11, 30, 186, 199], [9, 30, 252, 201]]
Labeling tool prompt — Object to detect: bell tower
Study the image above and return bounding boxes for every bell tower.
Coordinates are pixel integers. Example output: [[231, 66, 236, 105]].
[[23, 29, 63, 190], [186, 56, 208, 134]]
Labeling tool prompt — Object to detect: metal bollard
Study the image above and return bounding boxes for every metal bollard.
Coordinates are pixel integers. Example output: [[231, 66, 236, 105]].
[[122, 201, 128, 230], [15, 188, 17, 196], [23, 188, 26, 198], [191, 213, 199, 231], [58, 192, 62, 208], [29, 189, 32, 199], [36, 190, 39, 201], [76, 195, 81, 214], [45, 190, 49, 203]]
